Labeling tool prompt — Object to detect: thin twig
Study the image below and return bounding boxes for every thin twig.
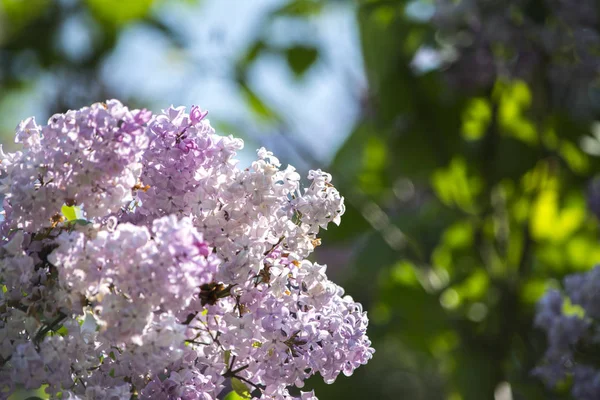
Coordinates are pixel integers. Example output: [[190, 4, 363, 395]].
[[34, 311, 67, 344]]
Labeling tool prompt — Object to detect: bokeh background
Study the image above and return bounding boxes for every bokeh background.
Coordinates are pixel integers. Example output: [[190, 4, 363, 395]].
[[2, 0, 600, 399]]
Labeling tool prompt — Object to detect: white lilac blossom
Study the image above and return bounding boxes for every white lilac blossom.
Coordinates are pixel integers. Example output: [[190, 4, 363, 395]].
[[534, 266, 600, 400], [0, 101, 373, 399]]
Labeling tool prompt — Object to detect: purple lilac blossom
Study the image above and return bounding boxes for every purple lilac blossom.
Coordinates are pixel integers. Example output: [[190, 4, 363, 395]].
[[0, 101, 373, 399], [534, 266, 600, 399]]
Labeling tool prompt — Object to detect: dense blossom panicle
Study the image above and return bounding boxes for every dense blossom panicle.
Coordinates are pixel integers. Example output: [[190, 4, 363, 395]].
[[534, 266, 600, 399], [0, 100, 150, 232], [0, 101, 373, 399]]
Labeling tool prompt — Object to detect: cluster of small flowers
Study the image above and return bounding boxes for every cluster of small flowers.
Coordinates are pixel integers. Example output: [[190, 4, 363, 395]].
[[534, 266, 600, 400], [429, 0, 599, 113], [0, 100, 374, 399]]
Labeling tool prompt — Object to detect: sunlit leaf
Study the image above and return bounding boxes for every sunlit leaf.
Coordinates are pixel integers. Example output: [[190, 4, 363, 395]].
[[560, 141, 590, 174], [442, 221, 474, 249], [454, 270, 489, 301], [7, 384, 49, 400], [61, 205, 79, 221], [563, 297, 585, 318], [520, 279, 556, 304], [86, 0, 155, 27], [390, 260, 419, 286], [224, 391, 249, 400], [461, 98, 491, 140], [530, 189, 585, 242], [431, 157, 482, 213], [230, 378, 251, 399], [496, 80, 537, 145], [363, 135, 387, 171]]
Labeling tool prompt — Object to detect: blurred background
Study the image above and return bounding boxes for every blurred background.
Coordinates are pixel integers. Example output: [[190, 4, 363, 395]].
[[2, 0, 600, 399]]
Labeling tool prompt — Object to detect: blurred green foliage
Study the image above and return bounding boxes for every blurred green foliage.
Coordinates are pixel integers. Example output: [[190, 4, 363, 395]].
[[2, 0, 600, 399], [0, 0, 170, 150], [306, 1, 600, 399]]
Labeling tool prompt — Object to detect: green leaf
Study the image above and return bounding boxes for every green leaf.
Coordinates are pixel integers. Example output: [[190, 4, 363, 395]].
[[223, 349, 231, 366], [0, 0, 50, 37], [240, 40, 268, 68], [55, 325, 69, 336], [272, 0, 323, 16], [431, 157, 483, 213], [230, 377, 252, 399], [7, 384, 50, 399], [239, 83, 279, 122], [285, 45, 319, 77], [461, 98, 492, 140], [86, 0, 155, 27], [61, 205, 78, 221], [223, 391, 249, 400]]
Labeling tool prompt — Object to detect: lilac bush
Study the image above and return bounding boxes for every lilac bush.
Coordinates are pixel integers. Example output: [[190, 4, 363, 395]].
[[0, 100, 374, 399], [535, 266, 600, 399]]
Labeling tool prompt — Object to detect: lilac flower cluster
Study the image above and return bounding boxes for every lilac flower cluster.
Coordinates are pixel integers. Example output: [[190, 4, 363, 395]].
[[534, 266, 600, 399], [0, 101, 373, 399], [429, 0, 600, 113], [0, 100, 150, 233]]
